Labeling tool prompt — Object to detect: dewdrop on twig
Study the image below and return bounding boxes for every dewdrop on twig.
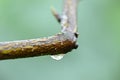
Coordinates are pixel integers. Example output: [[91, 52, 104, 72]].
[[50, 54, 65, 60]]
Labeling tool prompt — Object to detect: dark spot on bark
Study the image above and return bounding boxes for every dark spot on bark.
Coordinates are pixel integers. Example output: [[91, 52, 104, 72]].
[[74, 32, 79, 38]]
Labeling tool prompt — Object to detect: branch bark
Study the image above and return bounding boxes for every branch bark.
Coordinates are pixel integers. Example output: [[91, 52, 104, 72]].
[[0, 0, 79, 60]]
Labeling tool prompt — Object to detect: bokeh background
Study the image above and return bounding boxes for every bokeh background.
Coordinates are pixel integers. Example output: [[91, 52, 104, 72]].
[[0, 0, 120, 80]]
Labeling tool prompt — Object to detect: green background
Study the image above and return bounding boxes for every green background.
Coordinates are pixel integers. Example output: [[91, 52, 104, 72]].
[[0, 0, 120, 80]]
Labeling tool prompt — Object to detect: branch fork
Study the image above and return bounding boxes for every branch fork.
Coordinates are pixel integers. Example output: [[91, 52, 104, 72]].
[[0, 0, 79, 60]]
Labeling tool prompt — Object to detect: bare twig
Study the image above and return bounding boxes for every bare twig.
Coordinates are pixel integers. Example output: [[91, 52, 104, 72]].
[[51, 7, 61, 22], [62, 0, 78, 33], [0, 0, 78, 60]]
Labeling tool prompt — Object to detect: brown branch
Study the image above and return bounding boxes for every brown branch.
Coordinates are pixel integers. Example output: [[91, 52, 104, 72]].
[[0, 0, 79, 60]]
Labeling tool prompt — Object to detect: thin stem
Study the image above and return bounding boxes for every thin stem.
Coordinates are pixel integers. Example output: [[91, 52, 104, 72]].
[[62, 0, 78, 33]]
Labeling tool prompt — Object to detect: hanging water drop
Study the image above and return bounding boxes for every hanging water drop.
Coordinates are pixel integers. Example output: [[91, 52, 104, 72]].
[[50, 54, 65, 60]]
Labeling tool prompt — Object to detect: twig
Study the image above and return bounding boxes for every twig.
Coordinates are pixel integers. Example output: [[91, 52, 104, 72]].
[[0, 0, 79, 60]]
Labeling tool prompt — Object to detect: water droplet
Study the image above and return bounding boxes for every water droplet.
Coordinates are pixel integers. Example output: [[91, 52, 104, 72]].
[[51, 54, 65, 60]]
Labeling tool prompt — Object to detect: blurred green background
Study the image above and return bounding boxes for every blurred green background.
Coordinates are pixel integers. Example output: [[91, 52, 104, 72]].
[[0, 0, 120, 80]]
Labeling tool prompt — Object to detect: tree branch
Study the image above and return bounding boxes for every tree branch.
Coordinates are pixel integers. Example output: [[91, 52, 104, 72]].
[[63, 0, 78, 33], [0, 0, 79, 60]]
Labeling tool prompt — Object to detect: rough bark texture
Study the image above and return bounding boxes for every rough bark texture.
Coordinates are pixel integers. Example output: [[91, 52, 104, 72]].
[[0, 33, 77, 60], [0, 0, 78, 60]]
